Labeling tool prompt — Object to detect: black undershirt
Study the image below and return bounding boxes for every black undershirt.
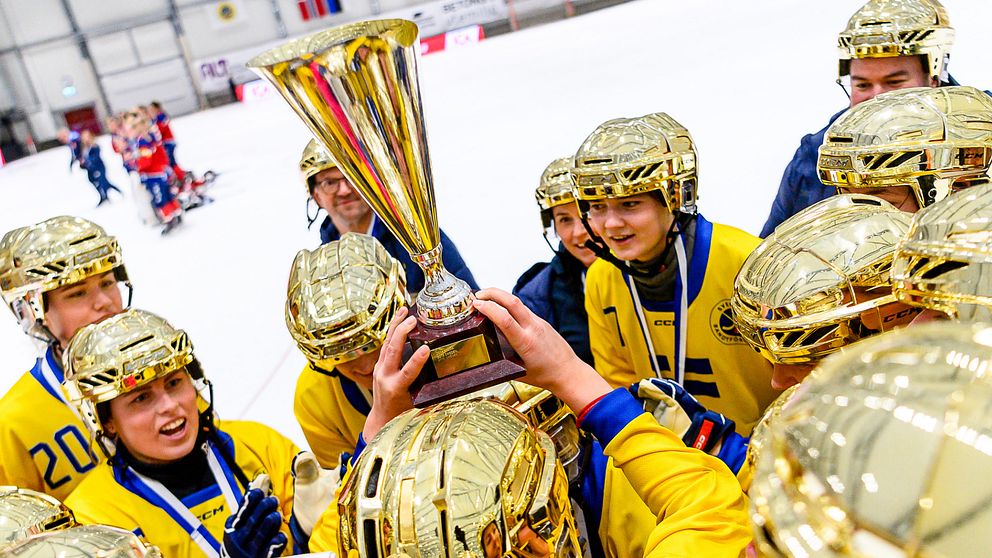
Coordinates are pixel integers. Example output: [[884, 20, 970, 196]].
[[628, 218, 697, 302], [117, 431, 216, 500]]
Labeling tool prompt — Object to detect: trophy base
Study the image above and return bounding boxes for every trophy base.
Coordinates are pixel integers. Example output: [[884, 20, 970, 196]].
[[407, 307, 525, 407]]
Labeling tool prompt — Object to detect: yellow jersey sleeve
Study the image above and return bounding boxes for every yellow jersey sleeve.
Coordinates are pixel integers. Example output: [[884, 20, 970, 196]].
[[606, 413, 751, 557], [0, 369, 99, 500], [293, 364, 369, 468], [586, 258, 638, 389]]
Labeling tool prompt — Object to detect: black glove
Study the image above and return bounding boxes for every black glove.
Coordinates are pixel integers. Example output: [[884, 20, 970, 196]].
[[221, 488, 287, 558]]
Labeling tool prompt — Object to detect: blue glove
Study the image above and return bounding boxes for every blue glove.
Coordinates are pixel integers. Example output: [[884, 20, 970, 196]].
[[222, 488, 287, 558]]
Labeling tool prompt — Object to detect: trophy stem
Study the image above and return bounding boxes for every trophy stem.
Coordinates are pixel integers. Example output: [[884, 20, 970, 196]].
[[411, 245, 475, 326]]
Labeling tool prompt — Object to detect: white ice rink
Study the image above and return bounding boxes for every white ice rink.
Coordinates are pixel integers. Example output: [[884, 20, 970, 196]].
[[2, 0, 991, 448]]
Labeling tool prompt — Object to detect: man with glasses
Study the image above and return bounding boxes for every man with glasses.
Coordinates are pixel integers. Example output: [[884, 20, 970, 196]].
[[299, 139, 479, 294]]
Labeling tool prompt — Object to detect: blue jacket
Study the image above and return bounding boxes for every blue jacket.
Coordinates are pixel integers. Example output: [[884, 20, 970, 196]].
[[67, 131, 84, 169], [513, 246, 592, 365], [319, 215, 478, 294], [83, 144, 107, 175], [759, 110, 844, 238]]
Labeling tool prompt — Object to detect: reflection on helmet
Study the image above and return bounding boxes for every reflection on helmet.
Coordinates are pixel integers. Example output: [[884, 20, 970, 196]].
[[4, 524, 162, 557], [893, 183, 992, 321], [62, 309, 210, 457], [299, 138, 340, 195], [338, 399, 582, 558], [837, 0, 954, 82], [571, 112, 697, 215], [733, 195, 914, 364], [0, 216, 130, 341], [285, 233, 408, 369], [750, 321, 992, 557], [818, 86, 992, 208], [0, 487, 75, 550]]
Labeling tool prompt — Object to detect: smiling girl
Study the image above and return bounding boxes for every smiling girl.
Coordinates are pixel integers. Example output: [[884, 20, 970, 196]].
[[571, 113, 777, 435]]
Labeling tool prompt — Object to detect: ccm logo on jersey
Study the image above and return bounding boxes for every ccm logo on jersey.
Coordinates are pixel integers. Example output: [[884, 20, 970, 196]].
[[198, 504, 226, 521]]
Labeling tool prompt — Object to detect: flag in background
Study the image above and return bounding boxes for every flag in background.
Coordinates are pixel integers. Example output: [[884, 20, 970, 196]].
[[298, 0, 340, 21]]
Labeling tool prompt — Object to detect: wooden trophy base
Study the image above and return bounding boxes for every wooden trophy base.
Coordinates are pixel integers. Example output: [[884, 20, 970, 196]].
[[407, 306, 525, 407]]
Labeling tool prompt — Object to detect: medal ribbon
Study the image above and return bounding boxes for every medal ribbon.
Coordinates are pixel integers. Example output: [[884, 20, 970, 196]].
[[124, 441, 244, 558]]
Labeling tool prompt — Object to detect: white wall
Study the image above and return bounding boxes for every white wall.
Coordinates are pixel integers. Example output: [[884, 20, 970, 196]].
[[2, 0, 72, 44], [20, 40, 102, 113], [66, 0, 169, 30]]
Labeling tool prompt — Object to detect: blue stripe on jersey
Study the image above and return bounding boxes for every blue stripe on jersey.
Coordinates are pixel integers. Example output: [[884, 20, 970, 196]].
[[635, 214, 713, 313], [181, 484, 223, 508], [339, 376, 372, 415], [29, 347, 66, 401], [580, 441, 609, 558]]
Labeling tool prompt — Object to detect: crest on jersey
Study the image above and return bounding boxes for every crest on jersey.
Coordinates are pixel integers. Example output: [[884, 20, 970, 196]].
[[710, 299, 744, 345]]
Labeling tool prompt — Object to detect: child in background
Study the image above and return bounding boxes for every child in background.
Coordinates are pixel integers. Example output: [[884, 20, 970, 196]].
[[80, 130, 122, 206], [124, 111, 183, 234]]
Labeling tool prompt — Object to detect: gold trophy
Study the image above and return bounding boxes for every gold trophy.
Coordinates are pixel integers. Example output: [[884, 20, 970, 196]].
[[248, 19, 523, 406]]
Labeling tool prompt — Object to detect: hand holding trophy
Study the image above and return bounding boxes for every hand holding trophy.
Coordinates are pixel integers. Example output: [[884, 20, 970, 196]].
[[249, 19, 524, 406]]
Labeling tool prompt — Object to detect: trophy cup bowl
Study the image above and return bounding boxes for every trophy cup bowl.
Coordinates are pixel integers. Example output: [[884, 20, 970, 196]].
[[248, 19, 524, 406]]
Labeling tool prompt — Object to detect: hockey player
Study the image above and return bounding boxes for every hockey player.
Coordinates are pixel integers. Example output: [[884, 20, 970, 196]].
[[818, 85, 992, 212], [80, 130, 123, 206], [109, 114, 158, 226], [62, 308, 299, 558], [124, 111, 182, 234], [513, 157, 596, 364], [0, 216, 131, 500], [573, 112, 776, 435], [57, 128, 109, 206], [285, 233, 409, 468], [327, 288, 753, 557], [892, 182, 992, 323], [749, 321, 992, 556], [299, 139, 478, 294], [147, 101, 185, 183], [636, 195, 923, 489], [761, 0, 959, 235]]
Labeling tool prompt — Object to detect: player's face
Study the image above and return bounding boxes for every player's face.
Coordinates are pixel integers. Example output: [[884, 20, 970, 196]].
[[551, 203, 596, 267], [312, 168, 372, 231], [586, 194, 674, 263], [337, 349, 380, 390], [45, 272, 123, 347], [771, 362, 816, 391], [837, 185, 919, 212], [106, 370, 200, 464], [848, 56, 934, 107]]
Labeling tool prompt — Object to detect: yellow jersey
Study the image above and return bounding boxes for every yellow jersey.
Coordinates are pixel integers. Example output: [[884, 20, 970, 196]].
[[0, 349, 99, 500], [293, 363, 370, 468], [65, 420, 299, 558], [585, 215, 777, 435]]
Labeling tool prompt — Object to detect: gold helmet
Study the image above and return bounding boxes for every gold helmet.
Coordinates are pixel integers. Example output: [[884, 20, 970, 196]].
[[4, 524, 162, 557], [818, 86, 992, 208], [0, 216, 130, 341], [571, 112, 697, 215], [338, 399, 582, 558], [0, 487, 75, 550], [536, 157, 576, 229], [285, 232, 408, 370], [838, 0, 954, 82], [732, 195, 915, 364], [299, 138, 339, 195], [749, 321, 992, 557], [63, 308, 209, 456], [464, 382, 583, 482], [892, 182, 992, 321]]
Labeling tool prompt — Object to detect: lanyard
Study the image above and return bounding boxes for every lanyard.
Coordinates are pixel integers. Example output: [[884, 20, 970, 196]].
[[125, 442, 243, 558], [628, 233, 689, 385]]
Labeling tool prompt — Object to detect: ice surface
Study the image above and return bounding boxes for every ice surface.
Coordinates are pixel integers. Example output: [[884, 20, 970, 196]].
[[1, 0, 990, 448]]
